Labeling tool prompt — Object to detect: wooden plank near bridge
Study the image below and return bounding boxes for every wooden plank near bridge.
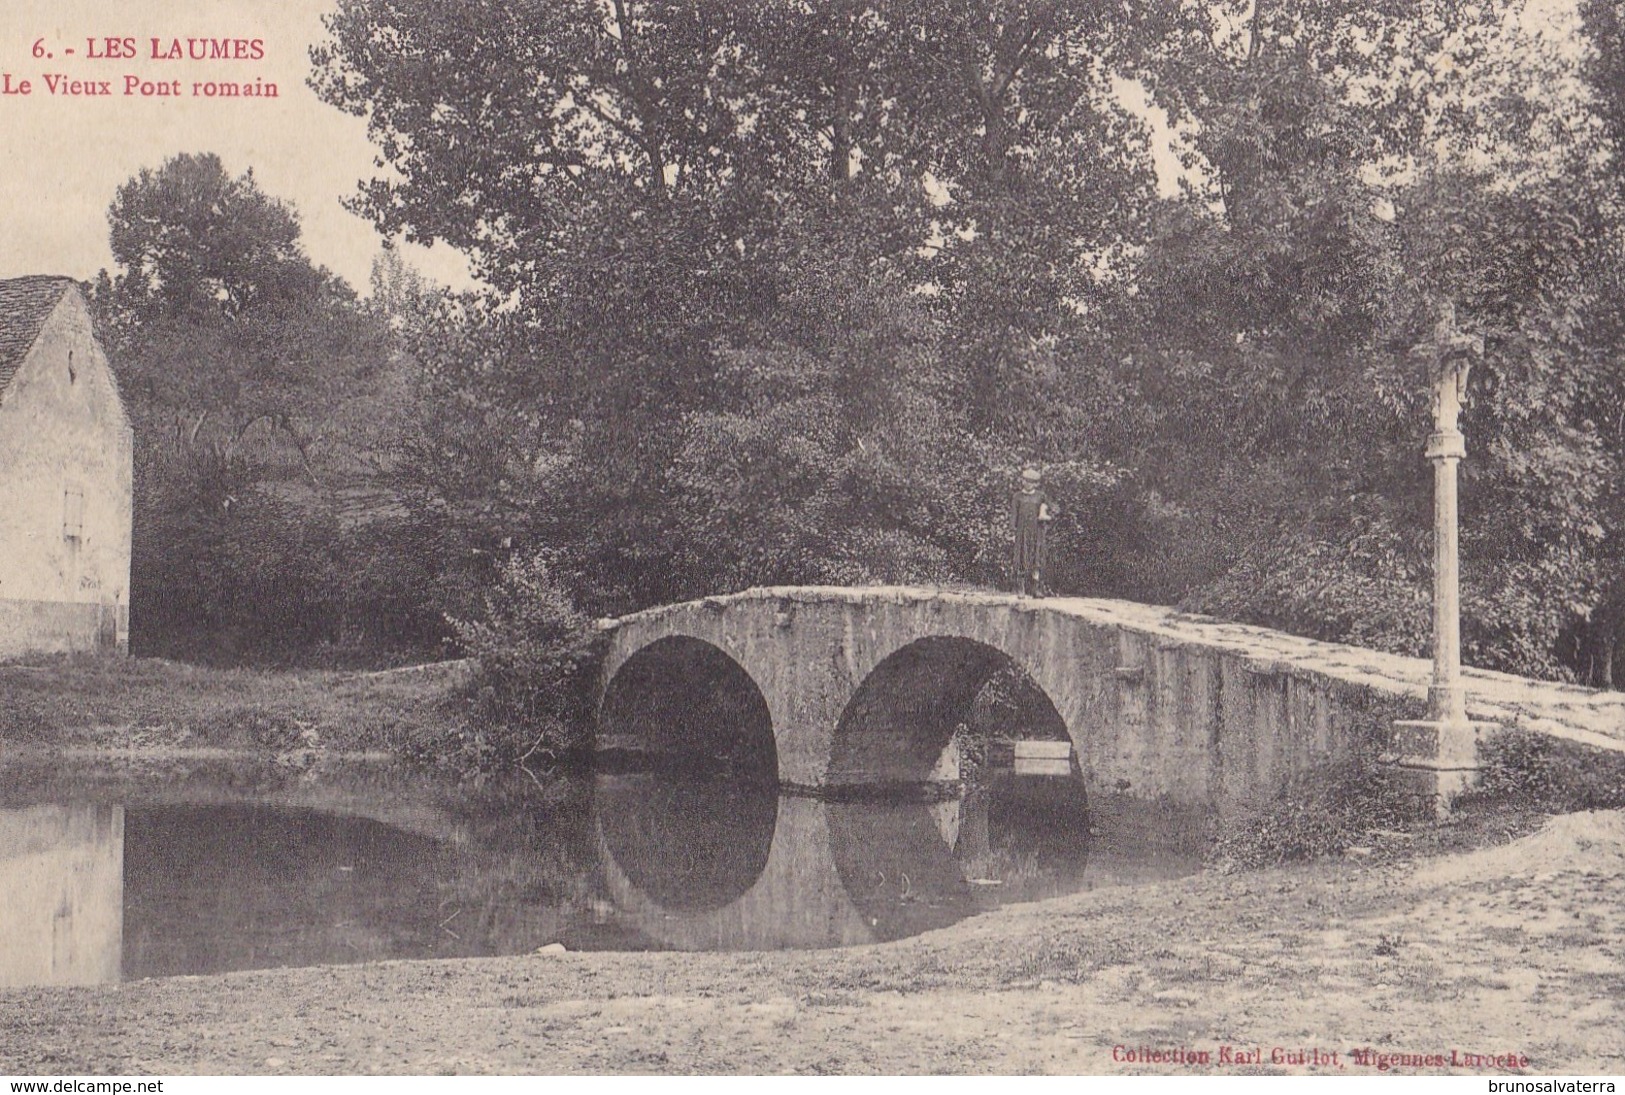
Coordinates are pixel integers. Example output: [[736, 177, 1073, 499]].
[[1012, 757, 1073, 777], [986, 739, 1074, 776], [1013, 740, 1072, 760]]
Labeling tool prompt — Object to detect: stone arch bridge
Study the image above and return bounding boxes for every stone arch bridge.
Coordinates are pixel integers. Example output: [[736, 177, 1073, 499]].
[[595, 586, 1625, 815]]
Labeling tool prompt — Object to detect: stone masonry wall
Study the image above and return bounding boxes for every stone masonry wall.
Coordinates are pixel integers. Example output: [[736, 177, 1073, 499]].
[[0, 290, 133, 658], [602, 587, 1625, 817]]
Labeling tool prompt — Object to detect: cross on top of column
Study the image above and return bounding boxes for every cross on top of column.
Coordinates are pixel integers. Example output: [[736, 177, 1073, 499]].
[[1408, 301, 1484, 383], [1409, 301, 1485, 436]]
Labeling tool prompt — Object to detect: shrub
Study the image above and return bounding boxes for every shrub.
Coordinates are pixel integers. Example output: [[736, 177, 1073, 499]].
[[1208, 701, 1414, 870], [1471, 727, 1625, 812], [447, 551, 603, 768], [1211, 760, 1413, 869]]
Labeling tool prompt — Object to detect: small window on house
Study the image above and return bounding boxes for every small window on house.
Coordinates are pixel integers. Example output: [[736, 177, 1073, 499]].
[[63, 490, 84, 540], [67, 350, 76, 384]]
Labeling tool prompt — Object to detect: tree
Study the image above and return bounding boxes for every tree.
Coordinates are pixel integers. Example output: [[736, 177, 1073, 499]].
[[107, 153, 324, 321], [97, 154, 427, 662], [1581, 0, 1625, 192], [1119, 1, 1625, 678], [100, 153, 374, 473], [310, 0, 1625, 683], [308, 0, 1178, 610]]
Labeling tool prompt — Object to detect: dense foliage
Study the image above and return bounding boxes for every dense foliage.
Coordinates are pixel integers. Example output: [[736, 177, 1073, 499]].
[[93, 2, 1625, 694], [95, 154, 447, 664], [445, 552, 604, 766]]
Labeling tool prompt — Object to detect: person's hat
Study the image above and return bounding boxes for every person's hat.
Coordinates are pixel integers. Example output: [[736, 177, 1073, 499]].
[[1021, 467, 1042, 482]]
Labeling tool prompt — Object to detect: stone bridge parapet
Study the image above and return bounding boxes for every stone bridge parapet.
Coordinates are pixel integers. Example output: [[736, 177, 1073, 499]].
[[597, 586, 1625, 815]]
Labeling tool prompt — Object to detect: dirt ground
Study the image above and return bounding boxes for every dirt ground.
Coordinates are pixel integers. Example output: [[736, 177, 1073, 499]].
[[1, 809, 1621, 1076]]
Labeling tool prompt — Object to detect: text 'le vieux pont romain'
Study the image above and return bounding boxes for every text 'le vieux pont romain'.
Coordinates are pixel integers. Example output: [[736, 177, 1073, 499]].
[[3, 36, 278, 100]]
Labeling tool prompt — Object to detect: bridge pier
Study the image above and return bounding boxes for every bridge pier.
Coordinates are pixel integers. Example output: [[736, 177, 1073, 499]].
[[597, 588, 1435, 819]]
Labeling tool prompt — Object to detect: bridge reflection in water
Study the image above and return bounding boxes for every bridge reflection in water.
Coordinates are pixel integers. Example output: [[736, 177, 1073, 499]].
[[595, 775, 990, 950], [589, 766, 1198, 953], [0, 760, 1166, 984], [0, 607, 1200, 985]]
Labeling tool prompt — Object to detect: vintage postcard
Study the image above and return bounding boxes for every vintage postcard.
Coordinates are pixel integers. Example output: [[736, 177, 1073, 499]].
[[1, 0, 1623, 1083]]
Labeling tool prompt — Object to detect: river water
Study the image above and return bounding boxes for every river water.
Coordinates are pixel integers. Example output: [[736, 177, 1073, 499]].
[[0, 756, 1202, 988]]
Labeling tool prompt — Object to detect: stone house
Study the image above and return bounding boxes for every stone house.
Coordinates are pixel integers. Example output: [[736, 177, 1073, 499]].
[[0, 277, 132, 657]]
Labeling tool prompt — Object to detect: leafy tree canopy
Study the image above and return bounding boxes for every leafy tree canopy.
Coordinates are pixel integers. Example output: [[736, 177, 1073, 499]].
[[297, 0, 1625, 680]]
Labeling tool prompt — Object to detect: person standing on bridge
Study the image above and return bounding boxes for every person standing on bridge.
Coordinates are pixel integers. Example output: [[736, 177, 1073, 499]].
[[1012, 466, 1054, 597]]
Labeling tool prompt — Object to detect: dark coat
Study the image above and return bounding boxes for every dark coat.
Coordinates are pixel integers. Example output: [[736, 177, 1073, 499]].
[[1012, 487, 1051, 582]]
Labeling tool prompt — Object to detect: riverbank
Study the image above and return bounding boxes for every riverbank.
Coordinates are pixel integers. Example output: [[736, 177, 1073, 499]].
[[1, 807, 1620, 1075], [0, 656, 469, 758], [2, 655, 1621, 1074]]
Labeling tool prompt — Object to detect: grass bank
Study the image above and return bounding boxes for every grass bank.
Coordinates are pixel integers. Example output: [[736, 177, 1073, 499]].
[[0, 655, 470, 757]]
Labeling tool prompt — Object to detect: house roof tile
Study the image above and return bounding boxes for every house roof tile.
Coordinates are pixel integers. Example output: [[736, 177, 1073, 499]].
[[0, 276, 77, 398]]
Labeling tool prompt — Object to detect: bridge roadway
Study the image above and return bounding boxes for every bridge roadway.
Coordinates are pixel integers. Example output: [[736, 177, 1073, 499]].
[[597, 586, 1625, 815]]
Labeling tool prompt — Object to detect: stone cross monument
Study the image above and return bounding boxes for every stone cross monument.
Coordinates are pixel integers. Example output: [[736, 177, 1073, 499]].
[[1391, 302, 1495, 808]]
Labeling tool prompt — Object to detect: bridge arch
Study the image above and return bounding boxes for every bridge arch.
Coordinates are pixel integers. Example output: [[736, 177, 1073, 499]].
[[599, 587, 1386, 811], [598, 635, 778, 774], [597, 593, 1101, 788], [827, 636, 1069, 784]]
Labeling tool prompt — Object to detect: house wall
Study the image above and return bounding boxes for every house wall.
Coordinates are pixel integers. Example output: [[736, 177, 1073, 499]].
[[0, 290, 133, 657]]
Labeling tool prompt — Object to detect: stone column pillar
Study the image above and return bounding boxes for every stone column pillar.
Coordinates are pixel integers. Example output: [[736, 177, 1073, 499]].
[[1390, 304, 1495, 811], [1426, 354, 1468, 726]]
